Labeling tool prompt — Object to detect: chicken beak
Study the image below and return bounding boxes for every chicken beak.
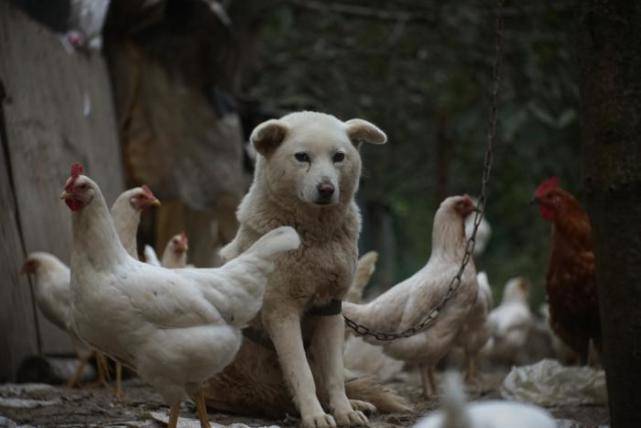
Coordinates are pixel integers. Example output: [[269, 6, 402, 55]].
[[60, 190, 71, 200], [529, 196, 538, 206], [150, 198, 161, 207]]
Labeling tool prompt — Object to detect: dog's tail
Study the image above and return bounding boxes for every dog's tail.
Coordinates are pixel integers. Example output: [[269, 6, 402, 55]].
[[344, 251, 379, 304], [346, 376, 413, 414]]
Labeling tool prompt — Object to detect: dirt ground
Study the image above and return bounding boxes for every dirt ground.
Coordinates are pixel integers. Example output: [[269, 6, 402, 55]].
[[0, 368, 609, 428]]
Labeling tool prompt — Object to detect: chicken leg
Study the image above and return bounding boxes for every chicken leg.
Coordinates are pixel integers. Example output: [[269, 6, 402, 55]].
[[464, 352, 478, 386], [96, 352, 111, 388], [195, 389, 210, 428], [115, 362, 124, 400], [66, 355, 88, 388], [419, 364, 437, 398], [167, 402, 180, 428]]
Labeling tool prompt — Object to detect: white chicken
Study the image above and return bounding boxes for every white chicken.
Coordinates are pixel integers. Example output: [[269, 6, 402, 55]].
[[61, 164, 300, 428], [144, 245, 162, 266], [110, 185, 160, 259], [21, 185, 161, 390], [538, 304, 579, 364], [454, 271, 493, 385], [110, 184, 160, 397], [342, 195, 479, 398], [344, 251, 378, 304], [343, 251, 404, 382], [464, 199, 491, 257], [413, 372, 556, 428], [161, 232, 190, 269], [20, 253, 101, 387], [485, 277, 533, 365]]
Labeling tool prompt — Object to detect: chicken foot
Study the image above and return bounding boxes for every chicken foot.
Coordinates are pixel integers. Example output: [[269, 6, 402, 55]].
[[66, 355, 89, 388]]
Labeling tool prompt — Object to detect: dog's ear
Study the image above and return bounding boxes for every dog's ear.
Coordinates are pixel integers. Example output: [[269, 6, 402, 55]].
[[251, 120, 289, 156], [345, 119, 387, 147]]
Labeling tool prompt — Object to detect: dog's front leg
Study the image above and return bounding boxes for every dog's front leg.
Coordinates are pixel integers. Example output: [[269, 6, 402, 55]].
[[311, 314, 369, 426], [264, 311, 336, 428]]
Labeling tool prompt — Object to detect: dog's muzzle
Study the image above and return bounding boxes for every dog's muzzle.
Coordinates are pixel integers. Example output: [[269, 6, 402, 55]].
[[315, 182, 336, 205]]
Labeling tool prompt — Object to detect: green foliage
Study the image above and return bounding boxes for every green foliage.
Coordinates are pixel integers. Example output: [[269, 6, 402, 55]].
[[247, 0, 582, 307]]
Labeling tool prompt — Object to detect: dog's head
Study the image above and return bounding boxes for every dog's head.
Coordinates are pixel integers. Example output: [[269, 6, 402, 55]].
[[250, 111, 386, 207]]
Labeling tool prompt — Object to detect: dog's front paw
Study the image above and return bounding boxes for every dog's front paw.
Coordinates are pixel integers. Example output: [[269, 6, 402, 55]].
[[348, 399, 376, 415], [302, 413, 337, 428], [334, 410, 369, 427]]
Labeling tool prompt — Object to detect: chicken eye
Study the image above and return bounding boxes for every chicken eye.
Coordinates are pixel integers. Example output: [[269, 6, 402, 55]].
[[294, 152, 310, 163], [78, 183, 88, 190], [333, 152, 345, 163]]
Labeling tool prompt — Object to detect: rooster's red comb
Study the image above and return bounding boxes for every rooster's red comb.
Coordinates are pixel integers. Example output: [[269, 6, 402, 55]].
[[535, 176, 560, 197], [141, 184, 155, 198], [70, 163, 84, 178]]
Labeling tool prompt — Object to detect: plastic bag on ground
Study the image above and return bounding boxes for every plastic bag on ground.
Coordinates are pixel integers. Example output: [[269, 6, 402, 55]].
[[501, 359, 607, 406]]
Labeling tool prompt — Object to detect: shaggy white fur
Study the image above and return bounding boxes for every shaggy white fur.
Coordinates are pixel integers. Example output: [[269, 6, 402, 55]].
[[206, 111, 397, 428]]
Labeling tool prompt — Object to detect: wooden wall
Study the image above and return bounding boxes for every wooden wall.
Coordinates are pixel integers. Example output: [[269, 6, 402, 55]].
[[0, 2, 125, 381]]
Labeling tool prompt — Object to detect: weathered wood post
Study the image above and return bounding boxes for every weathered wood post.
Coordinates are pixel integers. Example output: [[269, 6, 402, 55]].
[[580, 1, 641, 426], [0, 1, 124, 381]]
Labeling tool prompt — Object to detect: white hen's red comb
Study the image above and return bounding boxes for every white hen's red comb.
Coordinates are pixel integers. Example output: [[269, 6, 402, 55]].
[[70, 163, 84, 178], [141, 184, 155, 199], [65, 163, 85, 191]]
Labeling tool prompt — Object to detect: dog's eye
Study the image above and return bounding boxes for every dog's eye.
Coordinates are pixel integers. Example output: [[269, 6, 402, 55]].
[[294, 152, 310, 163], [333, 152, 345, 163]]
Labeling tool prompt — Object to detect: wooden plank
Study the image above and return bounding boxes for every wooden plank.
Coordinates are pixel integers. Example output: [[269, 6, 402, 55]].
[[0, 2, 125, 357], [0, 122, 40, 382]]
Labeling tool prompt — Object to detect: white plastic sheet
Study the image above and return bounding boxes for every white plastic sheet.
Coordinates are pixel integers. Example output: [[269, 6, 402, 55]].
[[501, 359, 607, 406]]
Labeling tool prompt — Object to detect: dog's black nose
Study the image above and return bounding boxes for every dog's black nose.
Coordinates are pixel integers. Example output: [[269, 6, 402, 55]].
[[317, 182, 335, 198]]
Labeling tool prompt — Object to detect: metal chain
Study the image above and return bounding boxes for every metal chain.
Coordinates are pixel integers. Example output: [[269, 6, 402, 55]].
[[344, 0, 504, 341]]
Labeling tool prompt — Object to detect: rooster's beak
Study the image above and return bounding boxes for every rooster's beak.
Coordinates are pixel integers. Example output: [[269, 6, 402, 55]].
[[529, 196, 538, 206], [60, 191, 71, 200], [150, 198, 161, 207]]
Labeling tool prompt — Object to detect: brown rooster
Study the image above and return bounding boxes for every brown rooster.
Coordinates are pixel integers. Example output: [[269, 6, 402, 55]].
[[532, 177, 602, 363]]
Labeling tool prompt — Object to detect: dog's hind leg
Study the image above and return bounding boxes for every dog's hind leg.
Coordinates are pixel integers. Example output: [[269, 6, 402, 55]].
[[311, 314, 369, 426], [265, 311, 337, 428]]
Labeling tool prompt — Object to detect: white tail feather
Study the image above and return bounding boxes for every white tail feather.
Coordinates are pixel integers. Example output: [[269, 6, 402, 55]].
[[345, 251, 379, 304], [243, 226, 301, 260], [144, 245, 161, 266]]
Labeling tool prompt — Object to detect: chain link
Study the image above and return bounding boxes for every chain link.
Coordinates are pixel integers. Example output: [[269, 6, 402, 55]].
[[344, 0, 504, 341]]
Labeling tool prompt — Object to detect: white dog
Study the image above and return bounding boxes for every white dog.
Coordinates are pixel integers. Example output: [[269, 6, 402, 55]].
[[205, 111, 403, 427]]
